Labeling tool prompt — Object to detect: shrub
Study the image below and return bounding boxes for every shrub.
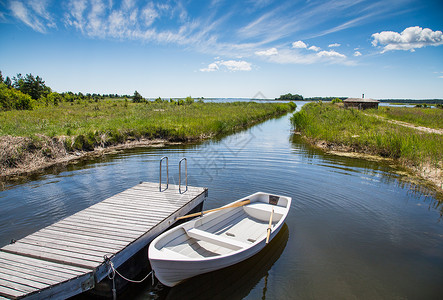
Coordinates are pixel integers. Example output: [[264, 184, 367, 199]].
[[73, 133, 96, 151], [0, 83, 33, 111], [331, 98, 343, 104], [185, 96, 194, 105]]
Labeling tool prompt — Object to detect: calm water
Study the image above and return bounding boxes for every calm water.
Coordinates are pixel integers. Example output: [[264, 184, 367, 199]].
[[1, 107, 443, 299]]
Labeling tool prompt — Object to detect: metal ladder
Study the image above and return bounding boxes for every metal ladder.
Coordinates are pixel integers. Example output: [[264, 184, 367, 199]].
[[159, 156, 188, 193]]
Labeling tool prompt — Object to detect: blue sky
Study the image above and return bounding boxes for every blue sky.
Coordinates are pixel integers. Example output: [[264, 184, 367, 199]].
[[1, 0, 442, 99]]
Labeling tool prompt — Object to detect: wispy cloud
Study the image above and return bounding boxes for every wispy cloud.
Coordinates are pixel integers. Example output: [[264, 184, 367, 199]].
[[4, 0, 411, 67], [354, 51, 362, 56], [9, 0, 54, 33], [372, 26, 443, 53]]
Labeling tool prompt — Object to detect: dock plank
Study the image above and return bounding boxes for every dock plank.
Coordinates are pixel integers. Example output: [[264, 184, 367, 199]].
[[50, 222, 143, 240], [1, 244, 101, 269], [37, 226, 135, 243], [58, 217, 150, 232], [0, 268, 57, 286], [0, 284, 26, 299], [16, 239, 112, 259], [0, 274, 46, 291], [0, 252, 89, 274], [20, 235, 120, 253], [33, 229, 129, 247], [0, 260, 74, 282], [64, 212, 158, 227]]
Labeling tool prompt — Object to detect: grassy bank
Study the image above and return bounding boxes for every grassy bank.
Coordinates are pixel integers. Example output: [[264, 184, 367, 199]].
[[366, 106, 443, 129], [1, 101, 295, 176], [291, 102, 442, 189]]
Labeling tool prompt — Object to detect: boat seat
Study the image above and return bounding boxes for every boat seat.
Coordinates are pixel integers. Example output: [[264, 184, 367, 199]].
[[186, 228, 249, 251], [243, 203, 286, 221]]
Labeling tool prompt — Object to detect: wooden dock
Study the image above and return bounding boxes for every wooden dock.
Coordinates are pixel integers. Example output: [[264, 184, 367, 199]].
[[0, 181, 207, 299]]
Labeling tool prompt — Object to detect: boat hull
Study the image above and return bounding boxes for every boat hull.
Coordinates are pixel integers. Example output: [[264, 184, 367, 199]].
[[150, 224, 285, 287]]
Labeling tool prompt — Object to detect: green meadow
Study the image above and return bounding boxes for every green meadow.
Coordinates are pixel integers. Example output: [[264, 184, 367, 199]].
[[291, 102, 442, 166], [365, 106, 443, 129], [1, 100, 296, 151]]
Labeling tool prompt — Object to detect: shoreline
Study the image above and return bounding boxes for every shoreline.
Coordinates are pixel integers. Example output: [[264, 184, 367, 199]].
[[304, 136, 443, 193], [0, 136, 181, 181]]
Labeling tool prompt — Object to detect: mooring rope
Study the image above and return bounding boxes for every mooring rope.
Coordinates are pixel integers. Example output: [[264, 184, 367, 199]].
[[104, 255, 155, 300]]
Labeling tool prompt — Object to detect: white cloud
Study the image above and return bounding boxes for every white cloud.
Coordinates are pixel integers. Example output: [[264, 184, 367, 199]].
[[200, 60, 252, 72], [328, 43, 341, 47], [219, 60, 252, 71], [308, 45, 320, 52], [255, 47, 278, 56], [264, 47, 352, 65], [292, 40, 307, 49], [317, 50, 346, 59], [354, 51, 362, 56], [200, 63, 219, 72], [372, 26, 443, 53], [439, 76, 443, 79]]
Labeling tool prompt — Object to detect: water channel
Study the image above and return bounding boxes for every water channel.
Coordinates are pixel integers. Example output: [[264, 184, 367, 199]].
[[1, 104, 442, 299]]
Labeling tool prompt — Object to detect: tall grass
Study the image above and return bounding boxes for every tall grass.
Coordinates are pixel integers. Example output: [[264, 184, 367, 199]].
[[291, 102, 442, 166], [0, 101, 296, 150], [366, 106, 443, 129]]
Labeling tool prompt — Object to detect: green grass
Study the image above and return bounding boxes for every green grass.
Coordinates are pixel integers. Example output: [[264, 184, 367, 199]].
[[0, 100, 296, 150], [366, 106, 443, 129], [291, 102, 442, 165]]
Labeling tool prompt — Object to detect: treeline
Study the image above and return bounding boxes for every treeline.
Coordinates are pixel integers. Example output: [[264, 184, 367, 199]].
[[305, 96, 347, 101], [275, 94, 350, 101], [378, 99, 443, 104], [0, 71, 141, 111]]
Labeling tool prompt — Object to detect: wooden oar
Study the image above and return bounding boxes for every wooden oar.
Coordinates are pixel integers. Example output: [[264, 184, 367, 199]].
[[265, 208, 274, 244], [176, 199, 251, 221]]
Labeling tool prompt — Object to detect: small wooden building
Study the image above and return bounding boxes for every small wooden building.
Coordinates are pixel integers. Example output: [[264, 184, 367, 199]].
[[343, 98, 379, 110]]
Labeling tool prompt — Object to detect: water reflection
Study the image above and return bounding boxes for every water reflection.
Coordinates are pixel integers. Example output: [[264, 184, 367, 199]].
[[290, 133, 443, 216]]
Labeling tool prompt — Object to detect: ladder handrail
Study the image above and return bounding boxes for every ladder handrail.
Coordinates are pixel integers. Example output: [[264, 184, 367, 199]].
[[179, 157, 188, 194], [159, 156, 168, 191]]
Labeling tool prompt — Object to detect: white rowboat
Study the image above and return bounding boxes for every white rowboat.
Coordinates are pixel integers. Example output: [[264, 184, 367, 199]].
[[148, 192, 291, 287]]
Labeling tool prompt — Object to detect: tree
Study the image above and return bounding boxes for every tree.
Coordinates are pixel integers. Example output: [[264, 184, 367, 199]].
[[4, 76, 12, 88], [133, 90, 144, 103], [13, 73, 50, 100]]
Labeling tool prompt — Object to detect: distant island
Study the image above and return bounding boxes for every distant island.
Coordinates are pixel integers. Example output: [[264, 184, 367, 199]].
[[276, 93, 304, 100]]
